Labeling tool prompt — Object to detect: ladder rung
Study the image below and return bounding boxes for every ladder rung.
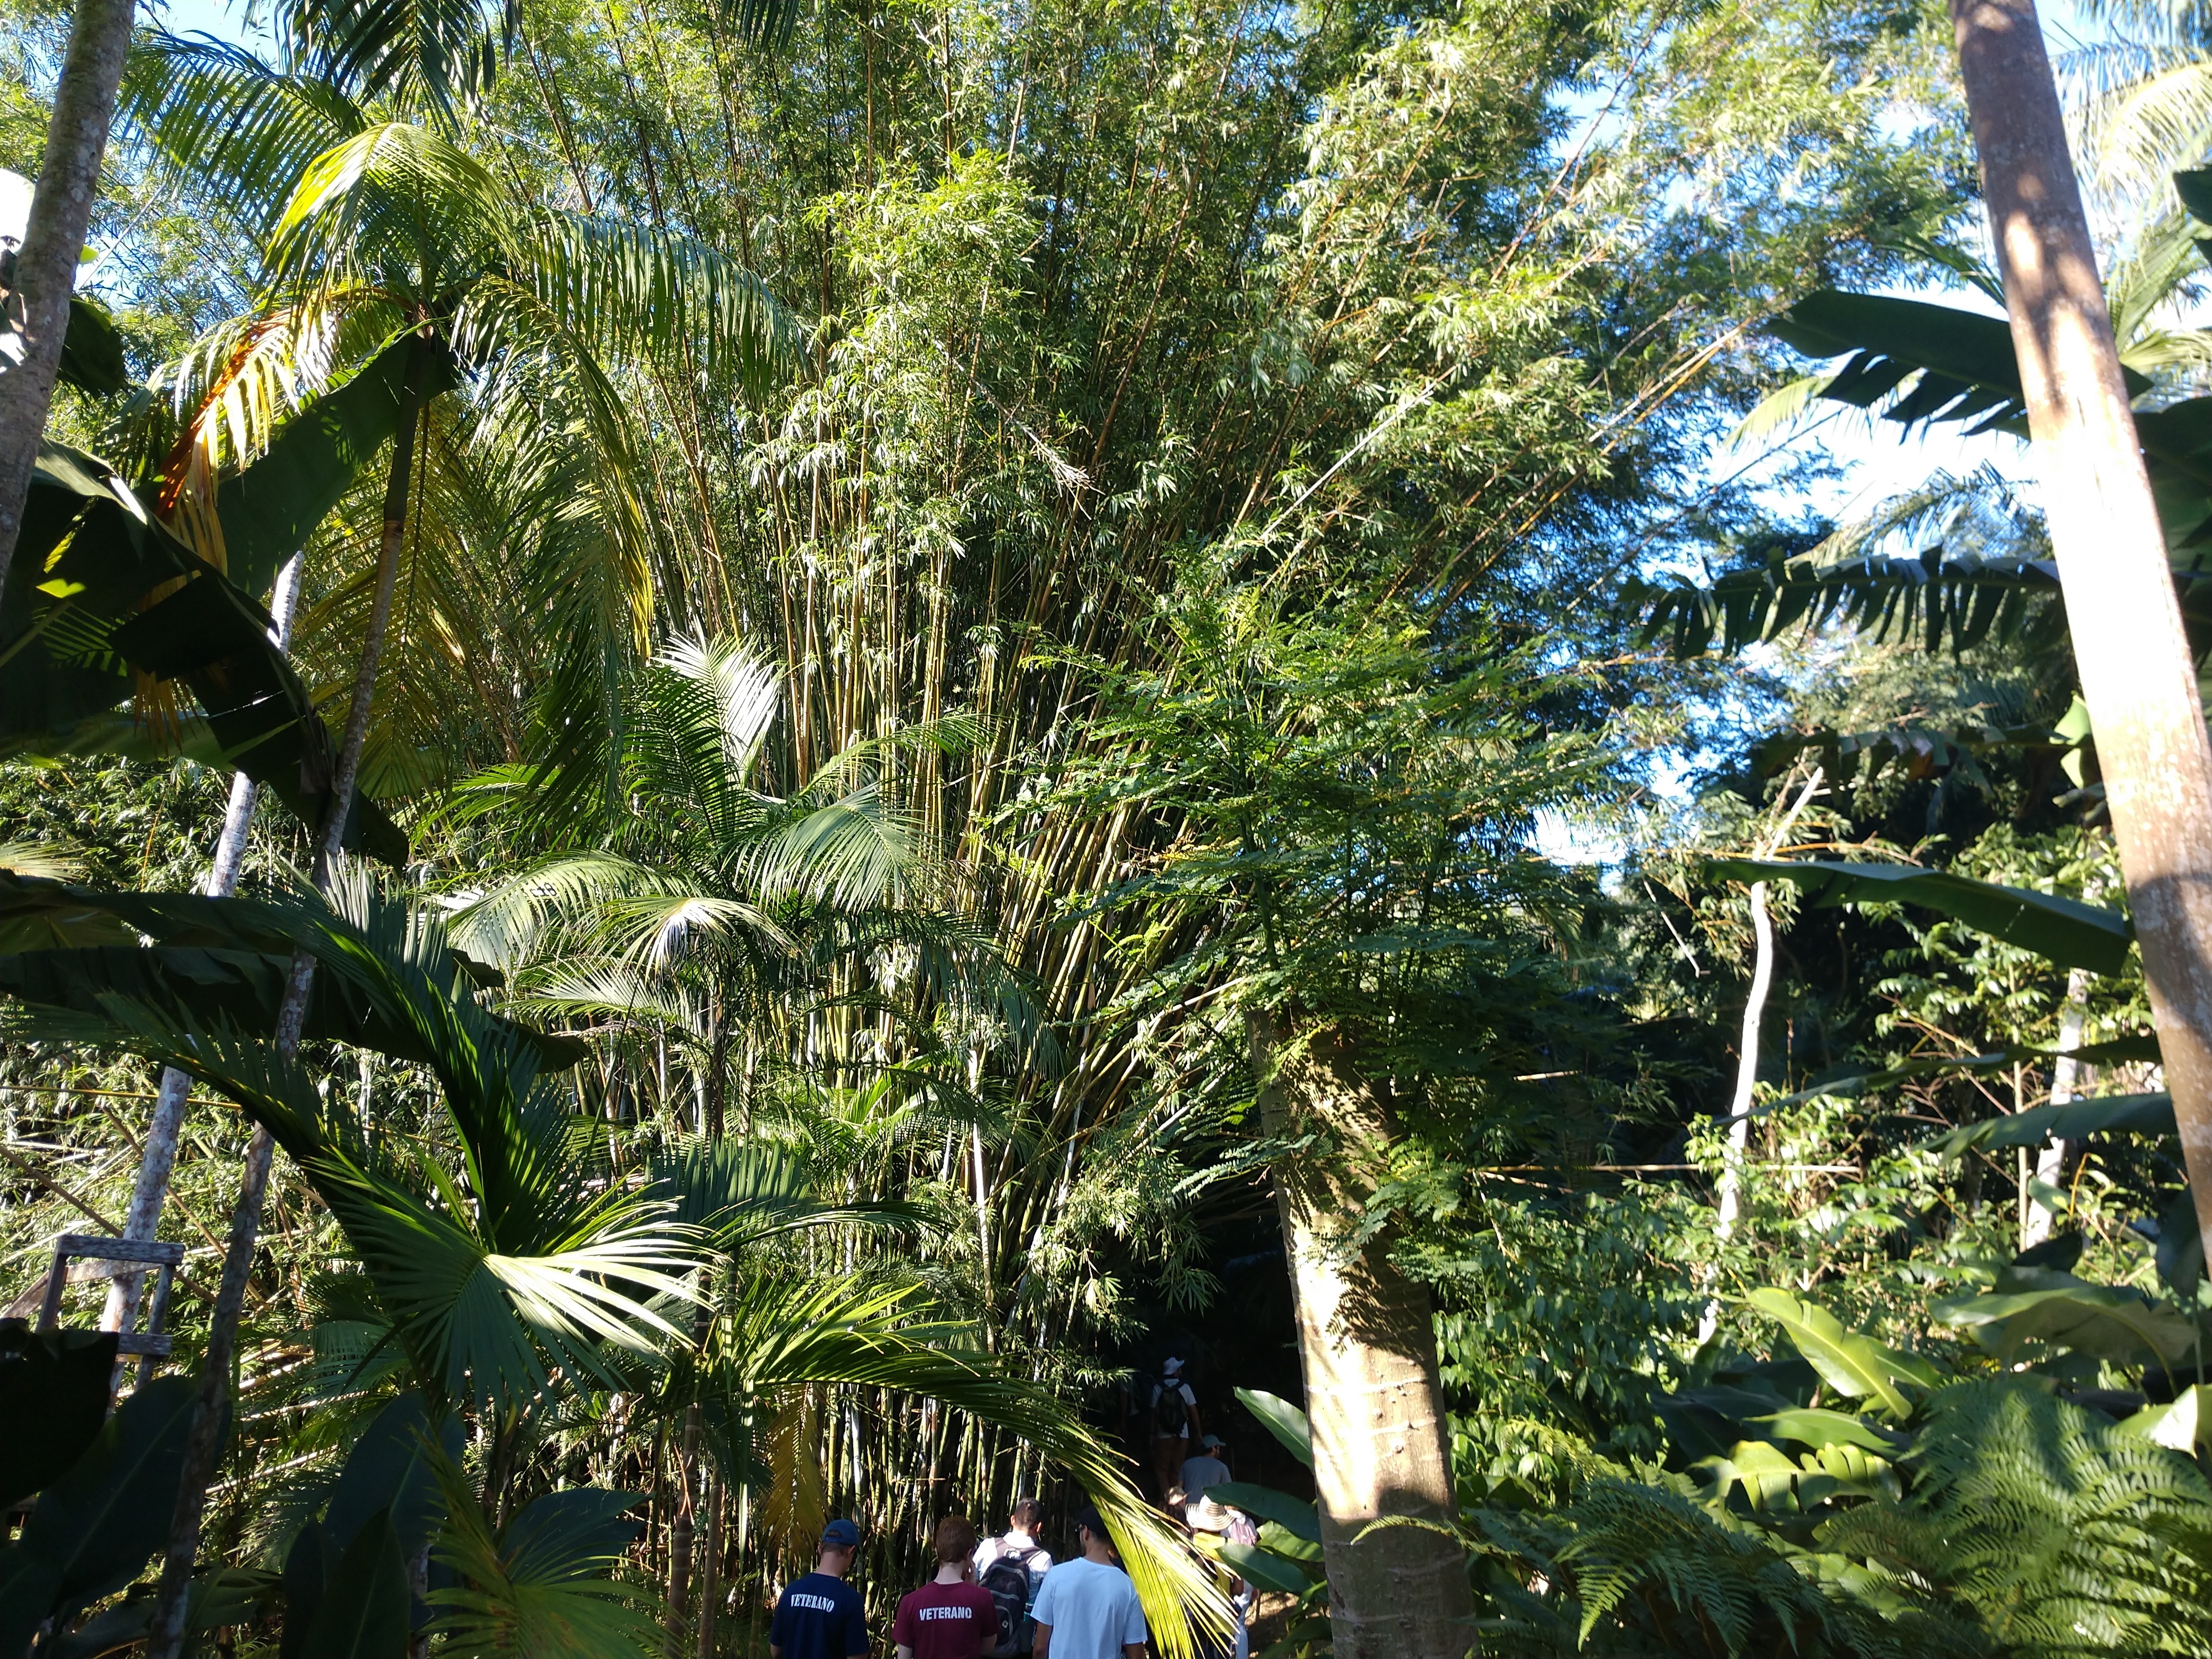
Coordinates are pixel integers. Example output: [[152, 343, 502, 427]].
[[53, 1235, 185, 1267]]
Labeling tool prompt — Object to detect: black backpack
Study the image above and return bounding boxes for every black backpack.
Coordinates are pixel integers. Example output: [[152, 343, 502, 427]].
[[1152, 1375, 1187, 1436], [981, 1546, 1039, 1657]]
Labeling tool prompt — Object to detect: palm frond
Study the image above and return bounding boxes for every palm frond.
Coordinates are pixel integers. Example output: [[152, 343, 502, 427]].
[[429, 1459, 657, 1659], [705, 1277, 1233, 1659], [120, 32, 367, 237], [281, 0, 517, 128]]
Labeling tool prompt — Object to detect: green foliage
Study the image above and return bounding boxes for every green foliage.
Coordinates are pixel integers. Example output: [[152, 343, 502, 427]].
[[0, 440, 405, 860], [1471, 1473, 1980, 1658], [1707, 857, 2135, 978], [0, 1376, 213, 1656], [1822, 1383, 2212, 1657]]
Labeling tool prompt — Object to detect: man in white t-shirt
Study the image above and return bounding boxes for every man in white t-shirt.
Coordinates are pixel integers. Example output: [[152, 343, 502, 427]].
[[1031, 1508, 1147, 1659], [975, 1497, 1054, 1582]]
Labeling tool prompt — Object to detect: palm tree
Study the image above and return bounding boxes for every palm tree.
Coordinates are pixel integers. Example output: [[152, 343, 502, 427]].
[[451, 630, 1042, 1118], [105, 47, 798, 1648], [1, 872, 1227, 1656]]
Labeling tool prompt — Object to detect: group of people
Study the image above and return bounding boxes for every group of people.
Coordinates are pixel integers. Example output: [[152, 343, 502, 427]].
[[765, 1354, 1256, 1659], [769, 1501, 1150, 1659]]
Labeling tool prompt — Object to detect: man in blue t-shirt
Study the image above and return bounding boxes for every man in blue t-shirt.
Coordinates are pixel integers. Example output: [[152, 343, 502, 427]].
[[771, 1519, 870, 1659]]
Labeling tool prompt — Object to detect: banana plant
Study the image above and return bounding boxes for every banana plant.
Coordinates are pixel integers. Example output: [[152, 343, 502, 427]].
[[0, 439, 407, 862], [0, 1376, 220, 1658]]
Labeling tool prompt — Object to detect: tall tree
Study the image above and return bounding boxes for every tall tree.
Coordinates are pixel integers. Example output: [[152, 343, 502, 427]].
[[0, 0, 134, 597], [1053, 582, 1614, 1657], [1949, 0, 2212, 1239]]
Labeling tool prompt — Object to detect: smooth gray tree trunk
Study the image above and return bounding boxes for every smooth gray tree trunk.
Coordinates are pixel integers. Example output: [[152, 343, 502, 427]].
[[1950, 0, 2212, 1243], [102, 554, 306, 1349], [147, 352, 425, 1659], [0, 0, 134, 597]]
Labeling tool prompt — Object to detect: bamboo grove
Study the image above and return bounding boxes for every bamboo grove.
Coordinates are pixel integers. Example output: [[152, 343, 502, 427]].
[[21, 0, 2212, 1654]]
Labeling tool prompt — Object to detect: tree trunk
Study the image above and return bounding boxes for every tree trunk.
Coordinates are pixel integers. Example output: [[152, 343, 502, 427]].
[[1248, 1012, 1471, 1659], [2023, 964, 2092, 1248], [102, 553, 306, 1352], [147, 348, 427, 1659], [1950, 0, 2212, 1243], [695, 1473, 722, 1659], [0, 0, 134, 596], [666, 1397, 702, 1656], [1702, 769, 1824, 1341]]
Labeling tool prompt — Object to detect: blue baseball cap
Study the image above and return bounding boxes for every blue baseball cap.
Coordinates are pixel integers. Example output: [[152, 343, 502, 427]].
[[821, 1518, 860, 1550]]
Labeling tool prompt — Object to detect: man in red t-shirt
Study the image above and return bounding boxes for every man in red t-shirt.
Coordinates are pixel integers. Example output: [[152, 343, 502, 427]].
[[895, 1515, 1001, 1659]]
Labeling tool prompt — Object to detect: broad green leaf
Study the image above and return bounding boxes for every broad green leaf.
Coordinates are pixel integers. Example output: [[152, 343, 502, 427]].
[[21, 1374, 210, 1618], [1697, 1439, 1838, 1512], [1744, 1407, 1902, 1455], [0, 1328, 118, 1509], [1234, 1387, 1312, 1469], [2120, 1384, 2211, 1451], [1218, 1540, 1316, 1595], [1931, 1275, 2200, 1367], [1920, 1092, 2176, 1159], [1204, 1481, 1319, 1544], [214, 336, 460, 603], [58, 295, 129, 397], [1255, 1522, 1322, 1563], [1, 440, 404, 862], [304, 1507, 409, 1658], [0, 1550, 60, 1659], [1708, 857, 2133, 976], [322, 1392, 461, 1559], [1773, 1035, 2160, 1109], [1745, 1290, 1938, 1418]]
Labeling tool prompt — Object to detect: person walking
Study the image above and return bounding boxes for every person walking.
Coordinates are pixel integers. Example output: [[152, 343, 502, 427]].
[[1146, 1357, 1201, 1503], [770, 1519, 870, 1659], [975, 1498, 1052, 1656], [894, 1514, 1001, 1659], [1178, 1436, 1229, 1504], [1031, 1507, 1149, 1659]]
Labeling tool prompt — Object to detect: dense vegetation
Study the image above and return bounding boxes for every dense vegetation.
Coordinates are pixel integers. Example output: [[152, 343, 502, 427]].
[[6, 0, 2212, 1652]]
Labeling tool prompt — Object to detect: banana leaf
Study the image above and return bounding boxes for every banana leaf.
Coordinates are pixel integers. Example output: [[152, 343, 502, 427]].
[[1931, 1271, 2201, 1368], [0, 440, 404, 864], [1203, 1481, 1319, 1544], [1745, 1290, 1940, 1419], [1772, 1035, 2161, 1109], [0, 1329, 118, 1510], [1919, 1092, 2176, 1159], [214, 337, 457, 604], [1707, 857, 2133, 976], [1233, 1387, 1312, 1469]]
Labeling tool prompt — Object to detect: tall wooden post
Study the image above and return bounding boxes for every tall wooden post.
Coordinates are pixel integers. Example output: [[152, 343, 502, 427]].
[[1951, 0, 2212, 1240]]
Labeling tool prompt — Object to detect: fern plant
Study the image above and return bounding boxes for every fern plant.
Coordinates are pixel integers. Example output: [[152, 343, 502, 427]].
[[1468, 1472, 1991, 1658], [1820, 1382, 2212, 1658]]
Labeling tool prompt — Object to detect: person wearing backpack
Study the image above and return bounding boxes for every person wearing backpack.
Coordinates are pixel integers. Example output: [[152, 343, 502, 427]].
[[894, 1514, 1001, 1659], [975, 1499, 1051, 1657], [1146, 1357, 1201, 1504]]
